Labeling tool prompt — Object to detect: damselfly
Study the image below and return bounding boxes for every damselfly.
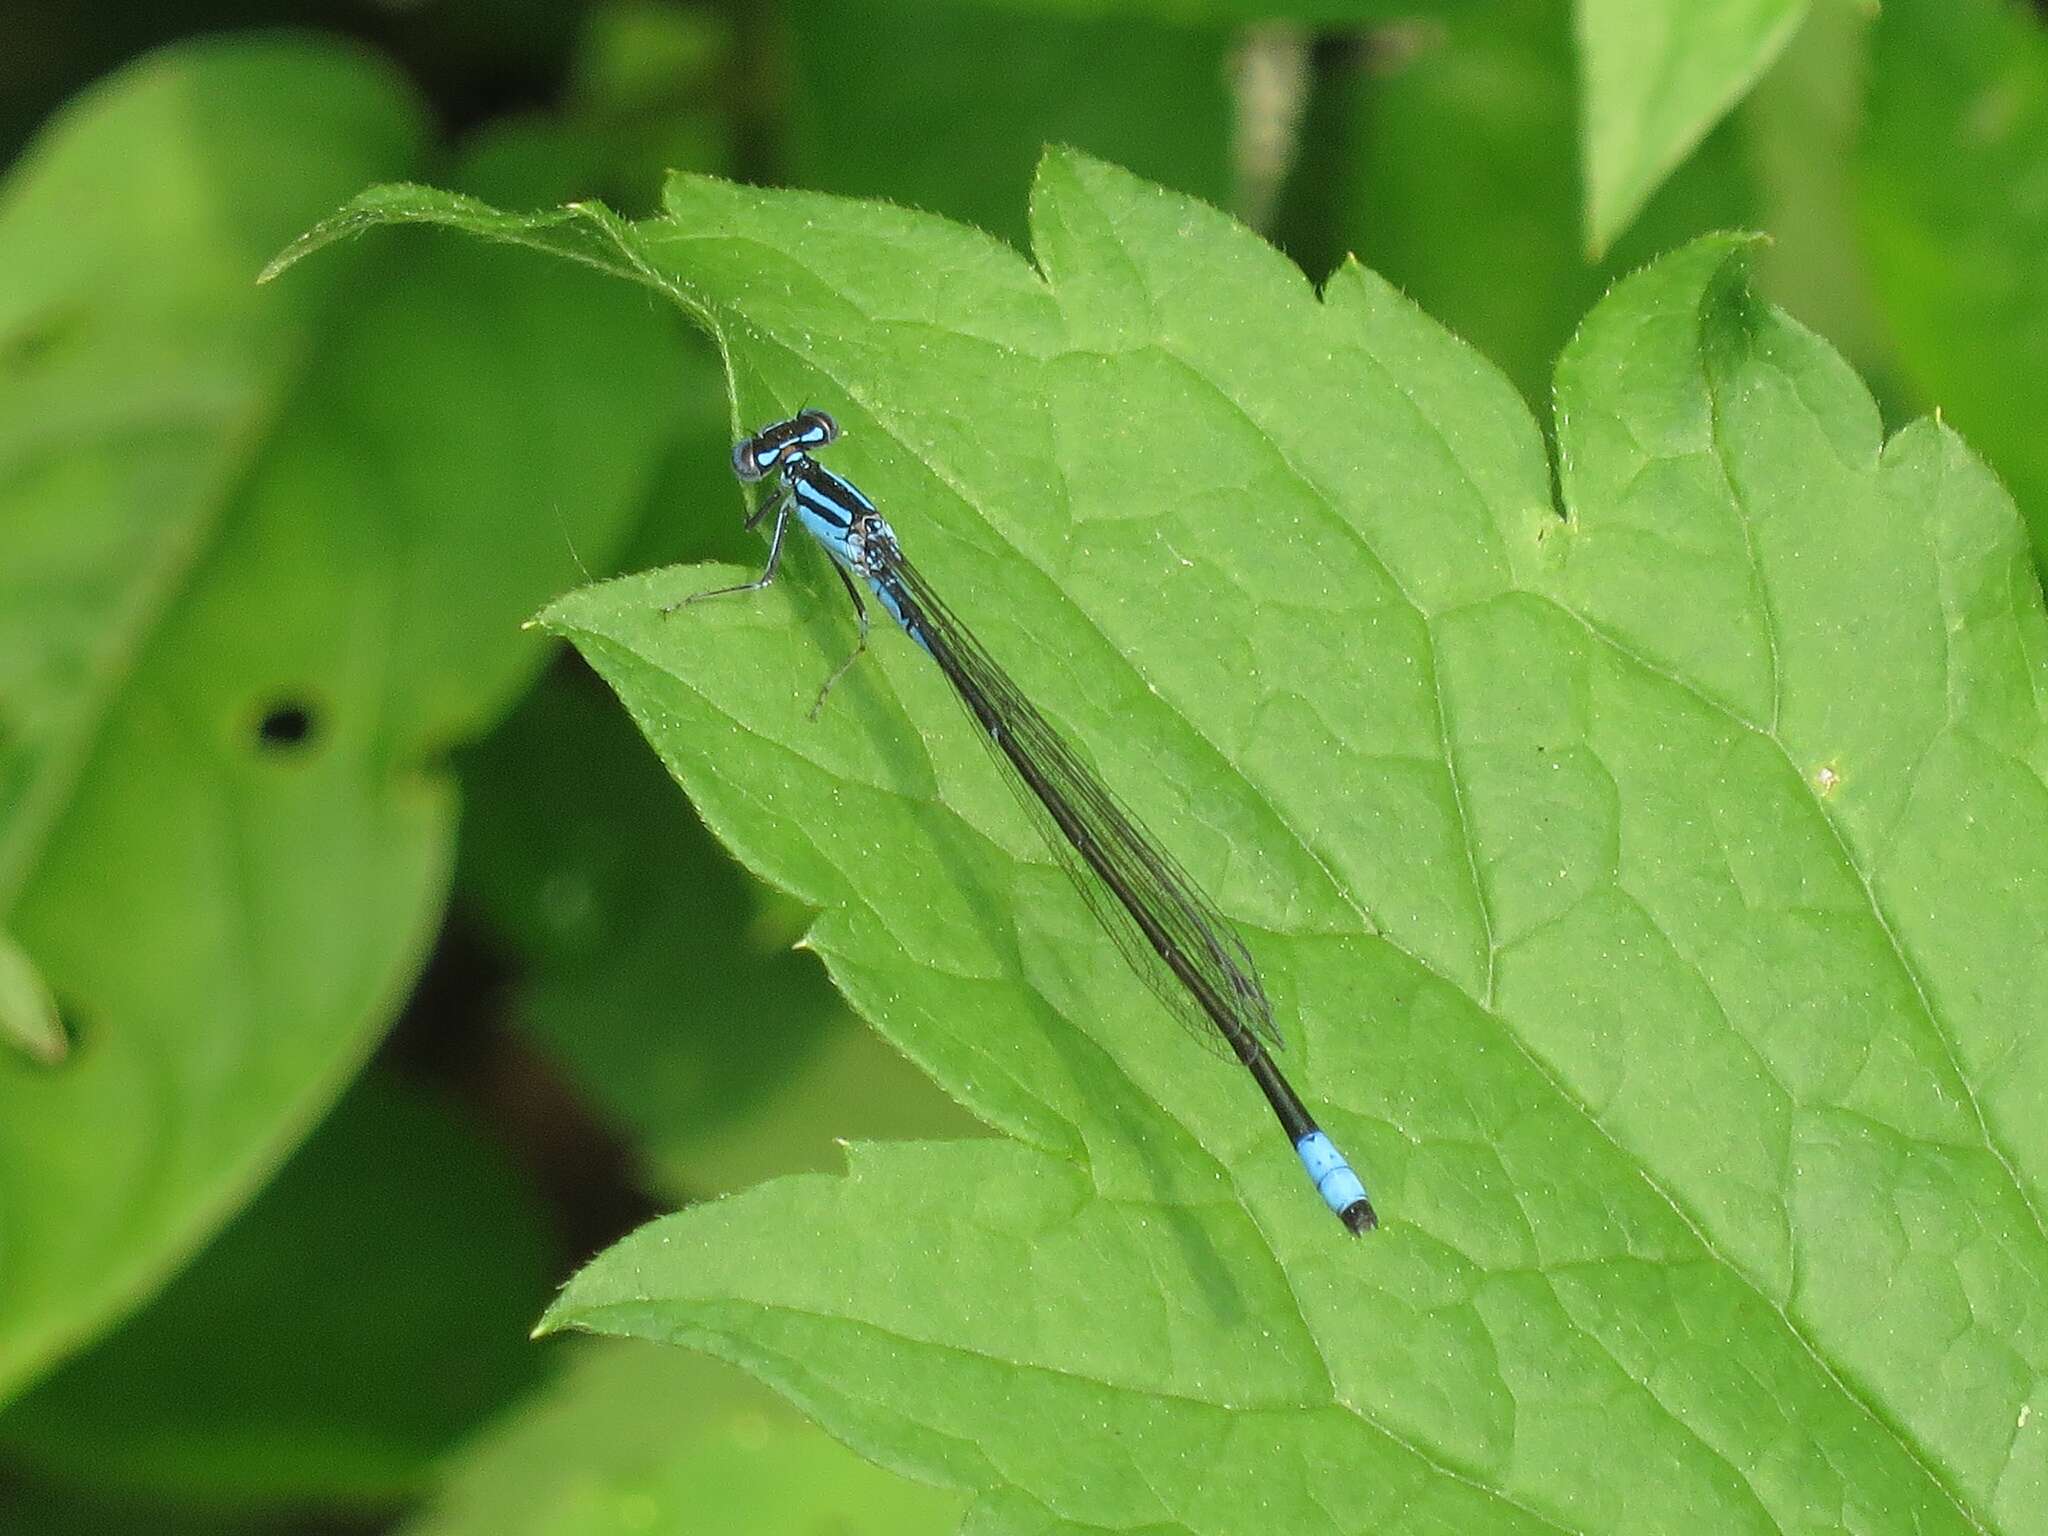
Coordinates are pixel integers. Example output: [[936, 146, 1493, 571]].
[[680, 409, 1376, 1233]]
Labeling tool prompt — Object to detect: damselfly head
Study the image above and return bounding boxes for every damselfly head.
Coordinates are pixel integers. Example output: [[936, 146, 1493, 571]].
[[733, 409, 841, 483]]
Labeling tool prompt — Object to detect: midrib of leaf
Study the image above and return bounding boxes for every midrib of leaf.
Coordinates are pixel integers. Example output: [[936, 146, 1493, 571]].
[[1708, 390, 1788, 741], [1328, 297, 1530, 1008], [0, 396, 251, 908]]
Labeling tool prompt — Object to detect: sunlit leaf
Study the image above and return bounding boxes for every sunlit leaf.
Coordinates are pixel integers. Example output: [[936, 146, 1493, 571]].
[[276, 155, 2048, 1533]]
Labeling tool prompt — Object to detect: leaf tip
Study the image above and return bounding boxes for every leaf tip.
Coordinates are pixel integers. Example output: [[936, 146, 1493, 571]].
[[530, 592, 581, 636], [531, 1293, 576, 1340], [258, 214, 358, 282]]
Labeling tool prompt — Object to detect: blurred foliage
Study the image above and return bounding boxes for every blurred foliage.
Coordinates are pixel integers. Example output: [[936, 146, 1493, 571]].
[[1321, 0, 1758, 410], [1860, 0, 2048, 572], [400, 1342, 967, 1536], [0, 1071, 555, 1512], [1, 0, 2044, 1532], [786, 0, 1239, 245], [0, 30, 676, 1426], [456, 629, 984, 1204], [1572, 0, 1806, 255]]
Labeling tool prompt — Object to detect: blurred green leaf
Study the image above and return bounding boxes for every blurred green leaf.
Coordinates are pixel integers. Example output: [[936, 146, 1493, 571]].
[[1575, 0, 1807, 255], [404, 1341, 966, 1536], [1738, 0, 1891, 392], [787, 0, 1238, 247], [280, 158, 2048, 1530], [1336, 0, 1757, 410], [0, 1070, 554, 1509], [0, 1481, 249, 1536], [570, 0, 729, 118], [560, 0, 735, 215], [432, 144, 817, 1198], [962, 0, 1477, 18], [0, 37, 681, 1403], [1860, 0, 2048, 578]]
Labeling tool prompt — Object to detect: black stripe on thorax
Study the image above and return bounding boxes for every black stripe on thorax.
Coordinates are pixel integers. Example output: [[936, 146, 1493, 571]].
[[788, 458, 874, 530]]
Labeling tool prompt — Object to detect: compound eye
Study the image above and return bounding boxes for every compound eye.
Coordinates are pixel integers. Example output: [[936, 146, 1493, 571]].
[[732, 439, 766, 481], [805, 409, 840, 446]]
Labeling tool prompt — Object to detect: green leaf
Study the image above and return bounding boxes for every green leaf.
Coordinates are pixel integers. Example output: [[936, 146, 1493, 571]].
[[1860, 0, 2048, 578], [1576, 0, 1807, 255], [0, 39, 680, 1402], [402, 1342, 967, 1536], [286, 159, 2046, 1530], [0, 1071, 554, 1508]]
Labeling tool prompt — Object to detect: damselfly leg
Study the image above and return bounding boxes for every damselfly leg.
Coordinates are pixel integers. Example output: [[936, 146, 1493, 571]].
[[663, 490, 792, 613], [808, 562, 872, 720]]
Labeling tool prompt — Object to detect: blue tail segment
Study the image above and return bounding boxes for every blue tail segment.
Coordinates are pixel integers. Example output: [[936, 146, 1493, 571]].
[[1296, 1131, 1377, 1233]]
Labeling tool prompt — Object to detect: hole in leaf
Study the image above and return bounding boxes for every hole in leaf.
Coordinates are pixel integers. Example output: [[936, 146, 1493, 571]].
[[256, 701, 317, 751]]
